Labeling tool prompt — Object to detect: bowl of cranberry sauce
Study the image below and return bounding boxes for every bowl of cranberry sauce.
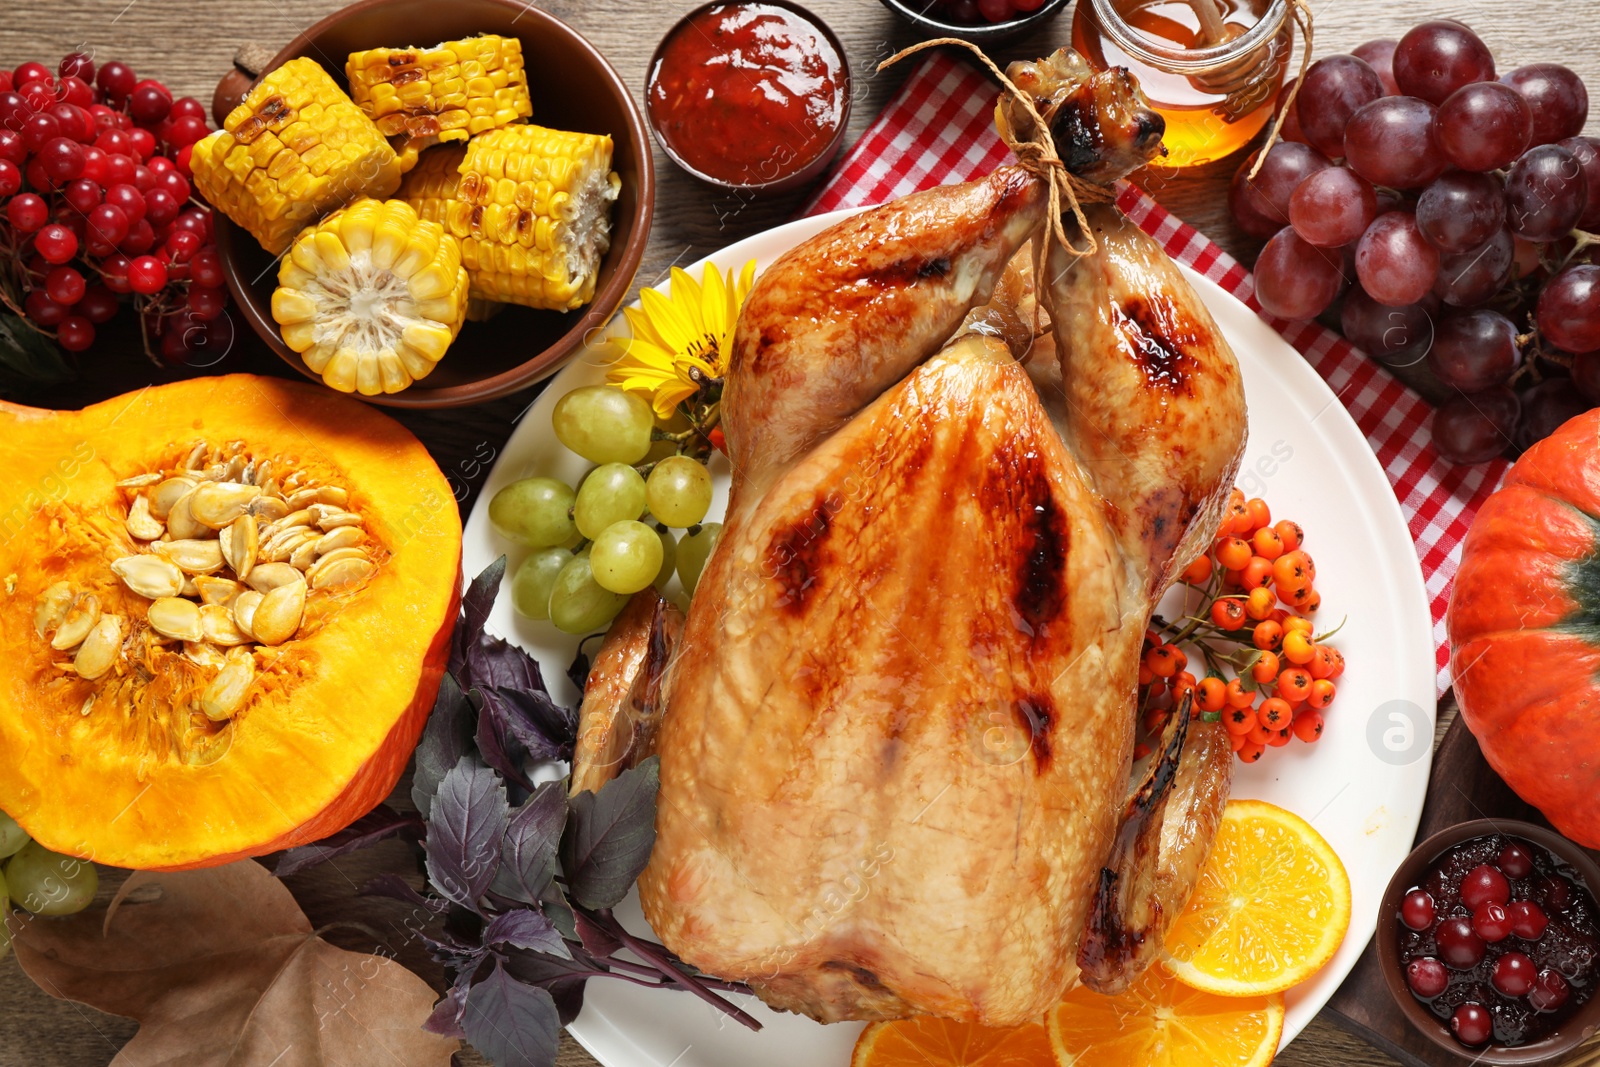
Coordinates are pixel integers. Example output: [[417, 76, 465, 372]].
[[646, 1, 851, 195], [1379, 820, 1600, 1063]]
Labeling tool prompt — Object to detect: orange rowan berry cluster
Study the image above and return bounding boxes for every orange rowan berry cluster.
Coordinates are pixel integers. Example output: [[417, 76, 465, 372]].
[[1137, 489, 1345, 765]]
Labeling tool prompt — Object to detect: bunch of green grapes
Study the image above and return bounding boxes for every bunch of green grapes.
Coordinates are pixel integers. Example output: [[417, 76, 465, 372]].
[[489, 385, 724, 635], [0, 809, 98, 955]]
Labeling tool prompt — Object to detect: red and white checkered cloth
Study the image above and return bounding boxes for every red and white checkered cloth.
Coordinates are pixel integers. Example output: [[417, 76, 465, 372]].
[[803, 52, 1508, 695]]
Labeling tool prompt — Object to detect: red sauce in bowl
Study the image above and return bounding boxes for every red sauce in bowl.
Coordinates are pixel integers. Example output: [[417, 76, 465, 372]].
[[647, 3, 847, 187]]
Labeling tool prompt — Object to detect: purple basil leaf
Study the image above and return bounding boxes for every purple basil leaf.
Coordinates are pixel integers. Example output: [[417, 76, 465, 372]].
[[360, 873, 446, 913], [274, 804, 421, 878], [412, 672, 478, 819], [473, 688, 536, 790], [502, 945, 595, 984], [426, 757, 509, 912], [495, 782, 566, 904], [572, 909, 623, 959], [539, 879, 578, 942], [560, 756, 660, 911], [425, 935, 487, 971], [546, 977, 586, 1027], [421, 976, 471, 1040], [452, 557, 507, 680], [483, 909, 571, 959], [491, 685, 577, 758], [466, 631, 543, 697], [462, 960, 561, 1067]]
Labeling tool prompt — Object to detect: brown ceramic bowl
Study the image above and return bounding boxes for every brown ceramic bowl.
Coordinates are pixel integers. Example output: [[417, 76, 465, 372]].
[[1377, 819, 1600, 1063], [645, 0, 852, 196], [213, 0, 653, 408]]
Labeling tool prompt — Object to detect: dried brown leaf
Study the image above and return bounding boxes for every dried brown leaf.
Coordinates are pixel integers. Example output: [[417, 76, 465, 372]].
[[11, 860, 457, 1067]]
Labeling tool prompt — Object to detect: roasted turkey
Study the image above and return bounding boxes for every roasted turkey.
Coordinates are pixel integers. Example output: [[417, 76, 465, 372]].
[[582, 48, 1248, 1027]]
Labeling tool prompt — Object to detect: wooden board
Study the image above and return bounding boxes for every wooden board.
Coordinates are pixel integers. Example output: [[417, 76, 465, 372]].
[[1325, 716, 1600, 1066]]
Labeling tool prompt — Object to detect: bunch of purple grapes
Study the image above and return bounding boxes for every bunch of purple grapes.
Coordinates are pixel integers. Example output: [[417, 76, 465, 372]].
[[1230, 20, 1599, 464]]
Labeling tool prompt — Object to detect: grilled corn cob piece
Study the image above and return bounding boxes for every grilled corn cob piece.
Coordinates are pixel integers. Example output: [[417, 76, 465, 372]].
[[271, 198, 468, 396], [397, 126, 619, 311], [190, 58, 403, 255], [345, 35, 533, 172]]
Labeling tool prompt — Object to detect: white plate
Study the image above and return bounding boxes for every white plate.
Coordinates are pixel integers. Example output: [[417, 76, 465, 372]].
[[462, 208, 1438, 1066]]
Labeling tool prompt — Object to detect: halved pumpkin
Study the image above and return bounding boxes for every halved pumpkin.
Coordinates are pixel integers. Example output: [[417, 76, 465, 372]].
[[0, 375, 461, 870]]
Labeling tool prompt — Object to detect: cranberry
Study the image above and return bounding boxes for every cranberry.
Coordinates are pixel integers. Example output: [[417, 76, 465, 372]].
[[1474, 900, 1513, 942], [1437, 918, 1488, 969], [1493, 951, 1538, 996], [1510, 900, 1549, 940], [128, 82, 172, 126], [87, 203, 129, 246], [96, 61, 137, 103], [1545, 877, 1573, 909], [58, 53, 95, 83], [1402, 889, 1437, 931], [56, 316, 94, 353], [44, 266, 85, 306], [0, 128, 24, 166], [76, 284, 119, 325], [1406, 956, 1450, 999], [1530, 968, 1571, 1012], [1462, 864, 1512, 911], [23, 289, 67, 327], [1451, 1002, 1493, 1046], [127, 254, 167, 295], [33, 223, 78, 264], [22, 111, 62, 151], [1499, 842, 1535, 879], [0, 159, 18, 197], [104, 183, 145, 224]]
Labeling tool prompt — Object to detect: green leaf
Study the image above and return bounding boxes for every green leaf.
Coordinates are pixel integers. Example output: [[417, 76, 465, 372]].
[[0, 314, 73, 390]]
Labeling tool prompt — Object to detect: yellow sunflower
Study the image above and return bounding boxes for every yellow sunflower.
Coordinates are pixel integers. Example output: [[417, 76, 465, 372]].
[[608, 259, 758, 420]]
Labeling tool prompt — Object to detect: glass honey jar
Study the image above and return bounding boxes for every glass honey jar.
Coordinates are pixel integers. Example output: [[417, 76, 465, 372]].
[[1072, 0, 1293, 167]]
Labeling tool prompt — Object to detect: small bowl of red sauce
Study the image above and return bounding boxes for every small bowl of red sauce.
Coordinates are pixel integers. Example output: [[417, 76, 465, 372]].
[[1379, 819, 1600, 1062], [646, 1, 851, 195]]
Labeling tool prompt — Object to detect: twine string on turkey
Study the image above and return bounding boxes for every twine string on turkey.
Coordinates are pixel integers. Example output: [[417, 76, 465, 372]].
[[1244, 0, 1315, 179], [878, 39, 1119, 359], [878, 38, 1115, 264]]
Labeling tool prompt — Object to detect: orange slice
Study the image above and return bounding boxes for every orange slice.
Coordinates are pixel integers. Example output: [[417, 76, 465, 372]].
[[851, 1016, 1056, 1067], [1047, 964, 1284, 1067], [1163, 798, 1352, 996]]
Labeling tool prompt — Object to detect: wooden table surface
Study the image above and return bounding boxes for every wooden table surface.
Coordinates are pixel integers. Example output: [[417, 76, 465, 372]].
[[1, 1, 1595, 1065]]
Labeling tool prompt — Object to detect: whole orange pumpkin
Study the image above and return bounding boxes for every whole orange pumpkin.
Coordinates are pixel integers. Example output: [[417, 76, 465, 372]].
[[1448, 408, 1600, 847]]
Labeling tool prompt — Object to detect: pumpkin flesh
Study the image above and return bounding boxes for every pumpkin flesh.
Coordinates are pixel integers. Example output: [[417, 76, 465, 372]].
[[0, 375, 461, 870], [1449, 412, 1600, 847]]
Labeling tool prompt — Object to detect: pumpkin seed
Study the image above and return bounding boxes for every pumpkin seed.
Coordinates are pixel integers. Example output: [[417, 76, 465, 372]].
[[251, 459, 273, 488], [200, 604, 248, 646], [223, 453, 248, 483], [183, 641, 227, 670], [201, 653, 256, 721], [225, 514, 258, 581], [153, 538, 225, 575], [125, 494, 165, 540], [248, 495, 289, 522], [315, 486, 349, 507], [288, 537, 320, 571], [165, 488, 209, 540], [252, 581, 305, 646], [310, 546, 368, 568], [80, 693, 96, 716], [262, 509, 313, 539], [34, 581, 75, 636], [184, 723, 233, 766], [285, 486, 321, 510], [151, 476, 197, 520], [74, 614, 123, 680], [147, 597, 204, 642], [195, 576, 241, 606], [309, 555, 376, 591], [309, 504, 362, 530], [51, 593, 101, 650], [314, 526, 364, 554], [244, 563, 304, 593], [116, 472, 163, 489], [182, 441, 208, 471], [232, 590, 263, 638], [112, 555, 184, 599], [189, 480, 261, 528], [261, 526, 316, 563], [180, 575, 200, 598]]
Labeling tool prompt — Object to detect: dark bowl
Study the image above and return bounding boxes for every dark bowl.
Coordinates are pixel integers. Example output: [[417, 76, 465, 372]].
[[645, 1, 852, 196], [213, 0, 653, 408], [878, 0, 1072, 43], [1377, 819, 1600, 1063]]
